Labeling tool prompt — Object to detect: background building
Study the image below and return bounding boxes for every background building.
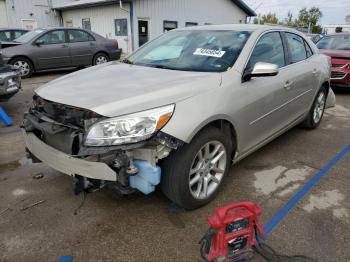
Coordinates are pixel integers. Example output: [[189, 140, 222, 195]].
[[0, 0, 65, 29], [0, 0, 255, 53], [322, 24, 350, 34], [53, 0, 256, 53]]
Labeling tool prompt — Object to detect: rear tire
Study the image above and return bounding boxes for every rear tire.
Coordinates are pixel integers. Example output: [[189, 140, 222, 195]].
[[161, 127, 232, 210], [10, 57, 33, 78], [301, 86, 327, 129], [93, 52, 109, 65]]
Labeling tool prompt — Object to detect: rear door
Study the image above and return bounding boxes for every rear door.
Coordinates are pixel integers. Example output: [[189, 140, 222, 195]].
[[282, 32, 318, 118], [67, 29, 97, 66], [240, 31, 296, 151], [31, 30, 71, 70]]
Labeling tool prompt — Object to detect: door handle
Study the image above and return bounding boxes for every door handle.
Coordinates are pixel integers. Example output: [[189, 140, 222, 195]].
[[284, 80, 294, 90], [89, 42, 95, 46], [61, 44, 68, 48]]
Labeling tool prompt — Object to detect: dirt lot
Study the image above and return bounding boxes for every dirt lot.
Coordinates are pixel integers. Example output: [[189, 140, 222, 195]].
[[0, 71, 349, 262]]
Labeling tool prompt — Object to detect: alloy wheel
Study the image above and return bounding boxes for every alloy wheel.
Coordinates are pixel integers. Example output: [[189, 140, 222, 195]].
[[13, 60, 30, 76], [313, 91, 326, 124], [95, 56, 108, 65], [189, 141, 227, 200]]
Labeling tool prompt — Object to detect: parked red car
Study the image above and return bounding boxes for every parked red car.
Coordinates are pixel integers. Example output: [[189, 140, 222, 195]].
[[317, 33, 350, 88]]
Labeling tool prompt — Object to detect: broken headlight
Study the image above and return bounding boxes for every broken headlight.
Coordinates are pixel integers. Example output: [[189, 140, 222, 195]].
[[84, 104, 175, 146]]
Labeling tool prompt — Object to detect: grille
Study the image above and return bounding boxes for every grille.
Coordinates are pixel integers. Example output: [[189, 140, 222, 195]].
[[331, 71, 346, 79], [33, 95, 101, 128], [332, 64, 345, 68]]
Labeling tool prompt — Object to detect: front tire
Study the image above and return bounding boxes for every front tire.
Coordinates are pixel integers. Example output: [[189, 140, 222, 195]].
[[93, 52, 109, 65], [161, 127, 231, 210], [10, 57, 33, 78], [301, 86, 327, 129]]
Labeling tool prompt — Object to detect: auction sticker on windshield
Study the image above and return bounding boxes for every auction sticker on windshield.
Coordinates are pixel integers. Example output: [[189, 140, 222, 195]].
[[193, 48, 226, 58]]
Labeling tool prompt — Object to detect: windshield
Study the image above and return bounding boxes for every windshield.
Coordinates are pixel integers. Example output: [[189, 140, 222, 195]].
[[316, 35, 350, 50], [14, 29, 45, 43], [127, 30, 251, 72]]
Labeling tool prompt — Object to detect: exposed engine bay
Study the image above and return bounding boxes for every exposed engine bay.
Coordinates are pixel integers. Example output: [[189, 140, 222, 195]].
[[22, 95, 183, 195]]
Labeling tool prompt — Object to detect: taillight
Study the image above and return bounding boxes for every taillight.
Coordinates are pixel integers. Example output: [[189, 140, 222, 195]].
[[114, 40, 119, 49]]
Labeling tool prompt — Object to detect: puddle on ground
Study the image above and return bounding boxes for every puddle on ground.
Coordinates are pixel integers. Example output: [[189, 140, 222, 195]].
[[0, 157, 33, 173], [253, 165, 314, 196], [12, 188, 29, 197], [303, 190, 348, 220]]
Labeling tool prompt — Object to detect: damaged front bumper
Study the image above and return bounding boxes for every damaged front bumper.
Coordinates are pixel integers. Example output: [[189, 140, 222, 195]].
[[22, 99, 183, 195], [23, 130, 117, 181]]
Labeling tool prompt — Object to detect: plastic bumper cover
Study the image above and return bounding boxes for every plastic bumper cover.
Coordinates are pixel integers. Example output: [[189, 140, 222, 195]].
[[23, 130, 117, 181]]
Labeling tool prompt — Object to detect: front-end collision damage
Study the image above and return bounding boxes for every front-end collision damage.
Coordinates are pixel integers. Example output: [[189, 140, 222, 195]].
[[22, 96, 184, 196]]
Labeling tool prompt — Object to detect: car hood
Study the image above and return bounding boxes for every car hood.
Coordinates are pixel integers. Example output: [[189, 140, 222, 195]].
[[36, 62, 222, 117], [0, 41, 22, 49], [320, 49, 350, 59]]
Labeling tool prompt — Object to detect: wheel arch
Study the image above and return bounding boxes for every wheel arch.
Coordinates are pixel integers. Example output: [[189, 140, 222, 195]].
[[187, 117, 238, 161], [93, 51, 109, 64], [9, 55, 35, 71]]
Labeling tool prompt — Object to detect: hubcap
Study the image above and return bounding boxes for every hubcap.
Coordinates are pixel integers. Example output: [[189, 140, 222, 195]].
[[96, 56, 107, 65], [189, 141, 227, 200], [313, 92, 325, 123], [13, 61, 30, 76]]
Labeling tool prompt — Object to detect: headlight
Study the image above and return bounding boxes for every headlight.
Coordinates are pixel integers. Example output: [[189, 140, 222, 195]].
[[85, 104, 175, 146]]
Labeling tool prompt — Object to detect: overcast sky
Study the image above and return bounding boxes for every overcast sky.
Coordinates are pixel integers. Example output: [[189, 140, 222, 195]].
[[244, 0, 350, 25]]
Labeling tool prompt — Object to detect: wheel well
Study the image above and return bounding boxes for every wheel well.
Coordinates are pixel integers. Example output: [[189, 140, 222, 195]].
[[93, 51, 109, 61], [200, 119, 237, 160], [9, 56, 35, 71], [322, 81, 330, 96]]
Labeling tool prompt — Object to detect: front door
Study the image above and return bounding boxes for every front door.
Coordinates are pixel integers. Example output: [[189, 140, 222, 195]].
[[138, 20, 149, 47], [239, 31, 294, 152], [67, 29, 96, 66], [31, 30, 71, 70]]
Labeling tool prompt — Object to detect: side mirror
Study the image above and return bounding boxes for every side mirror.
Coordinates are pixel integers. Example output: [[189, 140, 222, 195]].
[[35, 39, 44, 46], [242, 62, 279, 82]]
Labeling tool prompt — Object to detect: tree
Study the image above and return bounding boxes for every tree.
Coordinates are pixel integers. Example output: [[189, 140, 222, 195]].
[[254, 12, 279, 25], [284, 11, 294, 27], [295, 7, 323, 33]]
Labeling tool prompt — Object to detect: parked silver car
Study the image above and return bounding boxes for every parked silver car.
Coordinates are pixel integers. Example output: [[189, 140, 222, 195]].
[[23, 25, 330, 209], [0, 28, 122, 78]]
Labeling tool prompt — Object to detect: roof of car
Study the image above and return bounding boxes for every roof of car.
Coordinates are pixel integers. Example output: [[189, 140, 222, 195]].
[[327, 32, 350, 36], [178, 24, 297, 33], [0, 28, 29, 31]]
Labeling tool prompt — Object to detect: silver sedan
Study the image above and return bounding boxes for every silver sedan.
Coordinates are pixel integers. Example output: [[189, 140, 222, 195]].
[[23, 25, 331, 209]]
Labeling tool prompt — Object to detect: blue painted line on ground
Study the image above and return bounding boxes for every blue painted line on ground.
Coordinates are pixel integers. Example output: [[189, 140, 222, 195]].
[[0, 106, 13, 126], [58, 256, 73, 262], [264, 144, 350, 236]]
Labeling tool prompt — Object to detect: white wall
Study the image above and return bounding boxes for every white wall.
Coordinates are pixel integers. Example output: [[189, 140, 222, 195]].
[[133, 0, 247, 48], [0, 0, 8, 27], [62, 4, 132, 52], [4, 0, 61, 28]]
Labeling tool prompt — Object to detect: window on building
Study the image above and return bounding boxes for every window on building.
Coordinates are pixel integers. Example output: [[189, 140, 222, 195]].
[[38, 30, 66, 45], [185, 22, 198, 27], [68, 29, 94, 42], [115, 19, 128, 36], [65, 20, 73, 28], [163, 21, 178, 32], [285, 33, 307, 63], [82, 18, 91, 30]]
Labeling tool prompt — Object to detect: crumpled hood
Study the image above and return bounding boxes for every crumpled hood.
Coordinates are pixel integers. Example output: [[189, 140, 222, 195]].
[[36, 62, 222, 117]]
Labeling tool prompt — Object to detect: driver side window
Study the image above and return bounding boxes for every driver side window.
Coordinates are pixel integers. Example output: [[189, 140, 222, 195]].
[[38, 30, 66, 45], [249, 32, 286, 69]]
